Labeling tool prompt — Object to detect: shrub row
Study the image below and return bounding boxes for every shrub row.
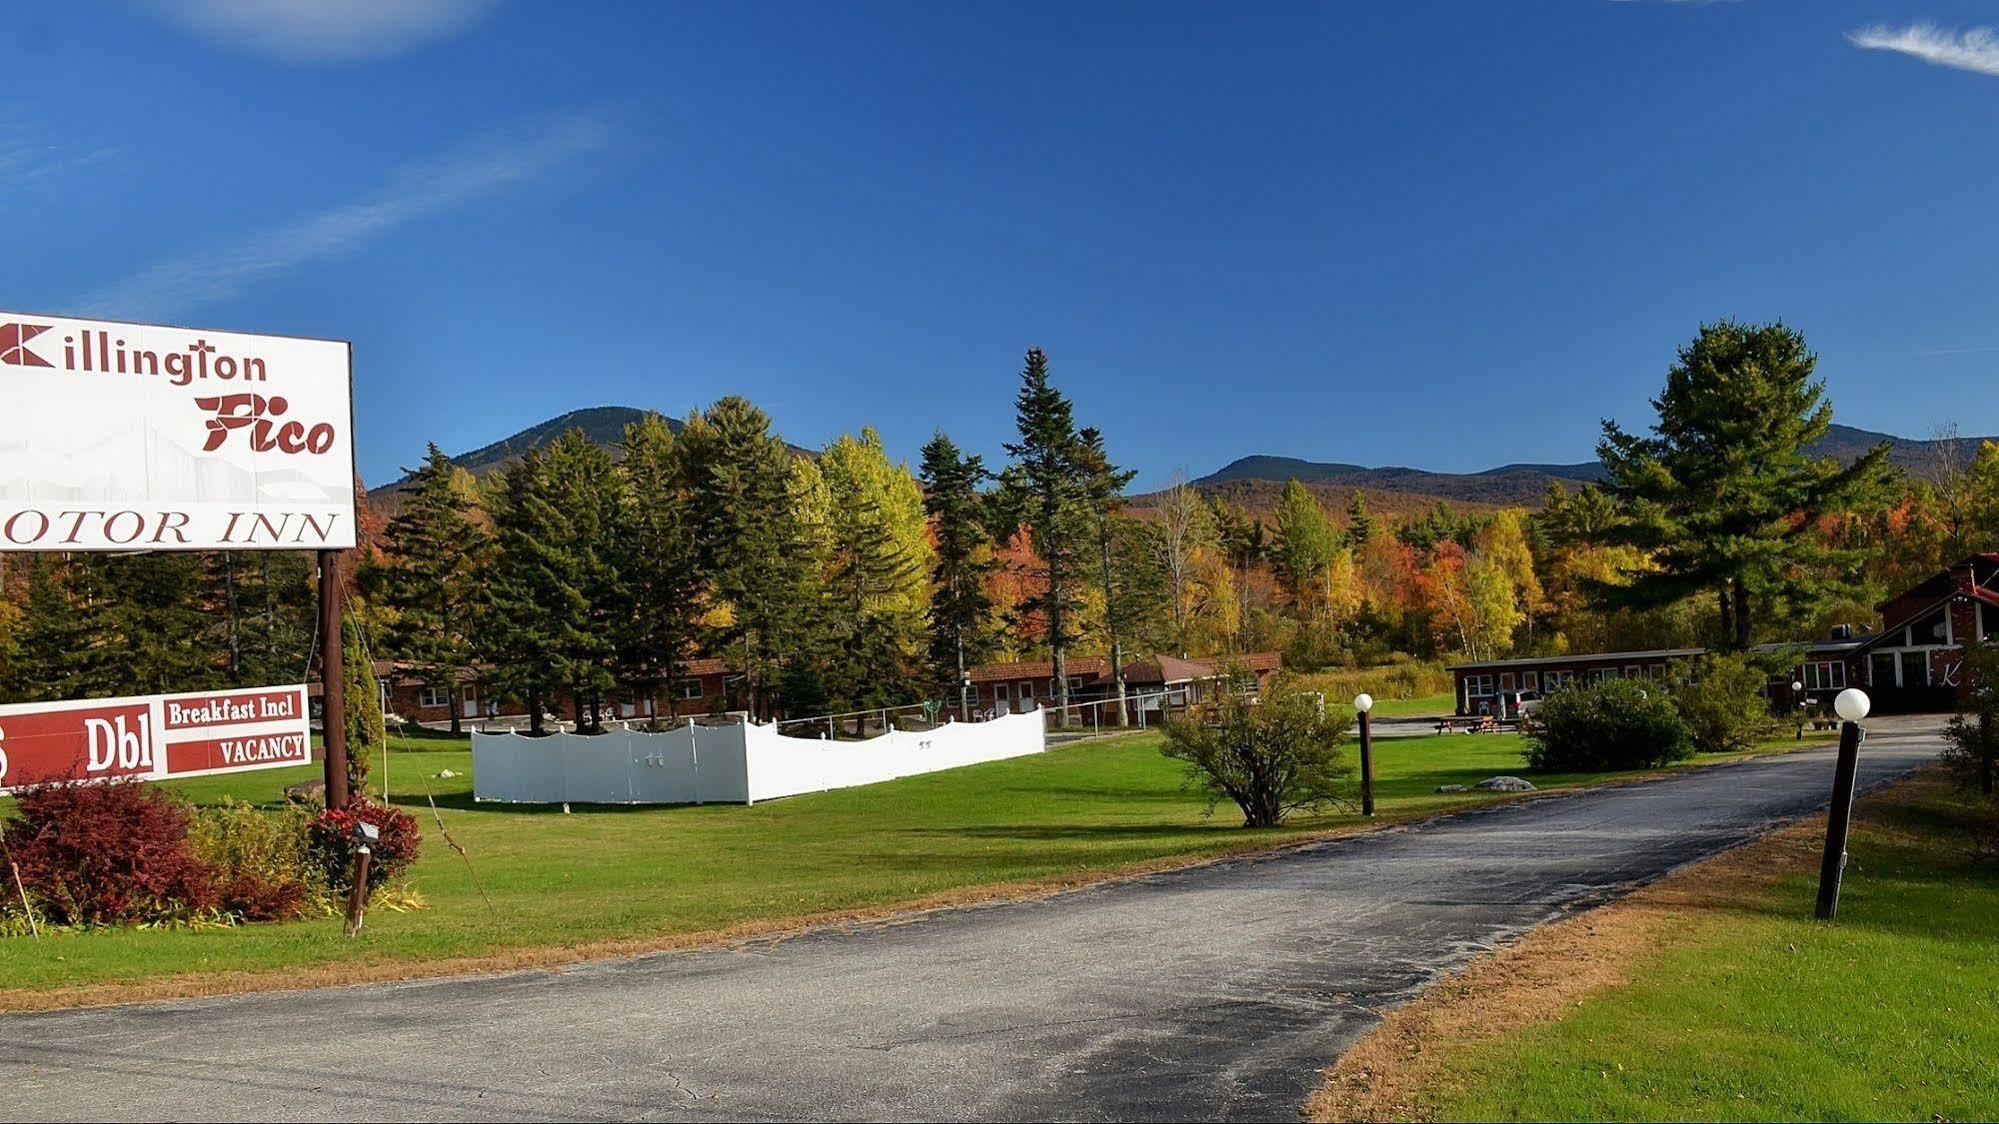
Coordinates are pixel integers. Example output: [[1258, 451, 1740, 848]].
[[1524, 651, 1778, 772], [1, 781, 420, 929]]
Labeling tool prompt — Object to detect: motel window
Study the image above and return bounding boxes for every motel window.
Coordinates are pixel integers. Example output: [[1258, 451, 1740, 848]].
[[1983, 600, 1997, 642], [1523, 671, 1539, 690], [675, 680, 705, 701], [1499, 673, 1515, 692], [1624, 665, 1640, 680], [1590, 668, 1618, 684], [418, 685, 451, 709], [1544, 670, 1574, 690], [1801, 661, 1846, 691], [1901, 651, 1931, 688], [1467, 674, 1493, 697]]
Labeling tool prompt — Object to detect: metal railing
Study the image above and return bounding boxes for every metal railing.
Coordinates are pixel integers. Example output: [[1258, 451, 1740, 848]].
[[774, 700, 950, 741]]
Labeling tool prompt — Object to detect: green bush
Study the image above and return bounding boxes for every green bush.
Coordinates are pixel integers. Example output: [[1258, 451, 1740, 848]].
[[1525, 677, 1692, 772], [1160, 673, 1352, 827], [1670, 651, 1777, 755], [188, 800, 326, 921]]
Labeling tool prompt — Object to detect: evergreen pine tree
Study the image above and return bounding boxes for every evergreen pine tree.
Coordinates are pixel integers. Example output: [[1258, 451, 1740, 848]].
[[366, 444, 488, 733], [679, 397, 818, 720], [919, 432, 1000, 713], [1074, 427, 1138, 722], [541, 430, 625, 729], [1345, 491, 1375, 549], [1597, 320, 1894, 647], [615, 412, 705, 718], [476, 449, 575, 735], [341, 611, 384, 797], [999, 348, 1090, 714]]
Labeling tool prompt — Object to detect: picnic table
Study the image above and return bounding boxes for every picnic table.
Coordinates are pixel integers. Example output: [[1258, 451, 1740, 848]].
[[1433, 714, 1502, 735]]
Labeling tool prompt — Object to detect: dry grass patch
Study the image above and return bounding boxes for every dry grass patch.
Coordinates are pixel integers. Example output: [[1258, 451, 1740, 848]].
[[1308, 771, 1978, 1123]]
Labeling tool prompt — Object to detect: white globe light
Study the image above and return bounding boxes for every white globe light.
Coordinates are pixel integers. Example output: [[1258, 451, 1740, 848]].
[[1354, 692, 1374, 714], [1833, 688, 1870, 723]]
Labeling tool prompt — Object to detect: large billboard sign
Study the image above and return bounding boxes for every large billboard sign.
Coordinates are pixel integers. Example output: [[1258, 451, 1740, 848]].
[[0, 685, 312, 794], [0, 312, 355, 551]]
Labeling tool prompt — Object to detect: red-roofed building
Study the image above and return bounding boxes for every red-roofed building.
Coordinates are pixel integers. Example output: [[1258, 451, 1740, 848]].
[[964, 651, 1282, 718], [1446, 555, 1999, 717], [315, 658, 742, 729]]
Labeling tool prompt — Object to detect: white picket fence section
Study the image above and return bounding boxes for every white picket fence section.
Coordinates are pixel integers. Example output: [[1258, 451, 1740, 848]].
[[471, 710, 1046, 805]]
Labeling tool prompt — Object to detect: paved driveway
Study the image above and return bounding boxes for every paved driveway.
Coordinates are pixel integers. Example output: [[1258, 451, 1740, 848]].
[[0, 718, 1941, 1122]]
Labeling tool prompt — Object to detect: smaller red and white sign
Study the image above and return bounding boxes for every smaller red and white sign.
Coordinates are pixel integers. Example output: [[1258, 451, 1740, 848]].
[[0, 684, 311, 793]]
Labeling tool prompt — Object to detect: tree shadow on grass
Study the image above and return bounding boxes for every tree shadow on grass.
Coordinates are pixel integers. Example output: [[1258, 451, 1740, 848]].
[[896, 820, 1286, 844], [1000, 785, 1201, 805]]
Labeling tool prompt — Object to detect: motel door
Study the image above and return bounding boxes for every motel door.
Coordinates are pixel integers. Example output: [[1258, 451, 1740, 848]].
[[995, 688, 1011, 716]]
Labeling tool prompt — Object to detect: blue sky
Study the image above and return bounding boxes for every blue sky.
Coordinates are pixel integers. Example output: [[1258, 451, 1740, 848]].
[[9, 1, 1999, 490]]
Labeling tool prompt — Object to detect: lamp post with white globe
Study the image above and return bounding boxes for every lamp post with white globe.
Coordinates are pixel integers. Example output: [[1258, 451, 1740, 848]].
[[1815, 687, 1871, 920], [1354, 693, 1376, 816]]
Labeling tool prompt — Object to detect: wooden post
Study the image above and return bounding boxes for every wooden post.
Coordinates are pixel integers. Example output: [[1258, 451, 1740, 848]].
[[1359, 709, 1376, 817], [343, 846, 372, 937], [318, 549, 350, 809], [1814, 718, 1864, 920]]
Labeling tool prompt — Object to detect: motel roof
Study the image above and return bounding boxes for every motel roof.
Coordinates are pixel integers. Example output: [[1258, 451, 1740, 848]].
[[1446, 640, 1865, 675], [968, 651, 1281, 685]]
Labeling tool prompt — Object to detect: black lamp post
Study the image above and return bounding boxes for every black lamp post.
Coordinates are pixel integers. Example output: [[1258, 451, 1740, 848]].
[[1815, 688, 1870, 920], [1354, 693, 1376, 816]]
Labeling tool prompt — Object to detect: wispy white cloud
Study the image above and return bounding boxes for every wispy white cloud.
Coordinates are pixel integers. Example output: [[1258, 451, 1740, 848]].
[[1, 144, 116, 185], [136, 0, 503, 62], [80, 116, 607, 320], [1850, 23, 1999, 78]]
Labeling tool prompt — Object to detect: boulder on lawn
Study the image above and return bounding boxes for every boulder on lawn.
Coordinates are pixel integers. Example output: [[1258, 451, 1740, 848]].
[[283, 780, 326, 807], [1474, 775, 1536, 793], [1434, 783, 1468, 793]]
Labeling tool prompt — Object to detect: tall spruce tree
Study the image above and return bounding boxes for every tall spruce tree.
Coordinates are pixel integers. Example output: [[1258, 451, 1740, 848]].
[[919, 432, 999, 712], [1074, 427, 1138, 723], [999, 348, 1090, 715], [1597, 321, 1893, 647], [679, 397, 817, 720], [1345, 491, 1375, 549], [541, 430, 625, 729], [4, 556, 94, 703], [476, 449, 574, 735], [368, 444, 487, 733], [615, 413, 704, 718], [341, 611, 384, 797]]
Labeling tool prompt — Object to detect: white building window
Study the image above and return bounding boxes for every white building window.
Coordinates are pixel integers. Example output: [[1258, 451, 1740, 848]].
[[675, 680, 705, 701], [418, 684, 451, 709]]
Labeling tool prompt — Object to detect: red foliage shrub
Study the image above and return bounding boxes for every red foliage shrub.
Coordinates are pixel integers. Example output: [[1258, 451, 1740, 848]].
[[7, 781, 216, 925], [214, 872, 307, 922], [309, 799, 421, 892]]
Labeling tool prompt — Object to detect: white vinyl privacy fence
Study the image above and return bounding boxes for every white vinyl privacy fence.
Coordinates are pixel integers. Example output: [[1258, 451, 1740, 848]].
[[472, 710, 1046, 805]]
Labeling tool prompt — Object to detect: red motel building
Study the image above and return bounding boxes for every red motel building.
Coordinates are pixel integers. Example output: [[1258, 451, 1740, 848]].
[[1449, 555, 1999, 717]]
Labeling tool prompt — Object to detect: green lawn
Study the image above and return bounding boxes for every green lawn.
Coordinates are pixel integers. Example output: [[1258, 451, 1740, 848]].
[[0, 726, 1826, 999], [1370, 692, 1456, 718], [1425, 778, 1999, 1122]]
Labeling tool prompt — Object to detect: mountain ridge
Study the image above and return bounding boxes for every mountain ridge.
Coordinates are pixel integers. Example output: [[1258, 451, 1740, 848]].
[[369, 411, 1992, 520], [1187, 424, 1993, 509]]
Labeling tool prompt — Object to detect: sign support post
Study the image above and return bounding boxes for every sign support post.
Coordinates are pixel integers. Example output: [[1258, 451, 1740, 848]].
[[319, 549, 349, 808]]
